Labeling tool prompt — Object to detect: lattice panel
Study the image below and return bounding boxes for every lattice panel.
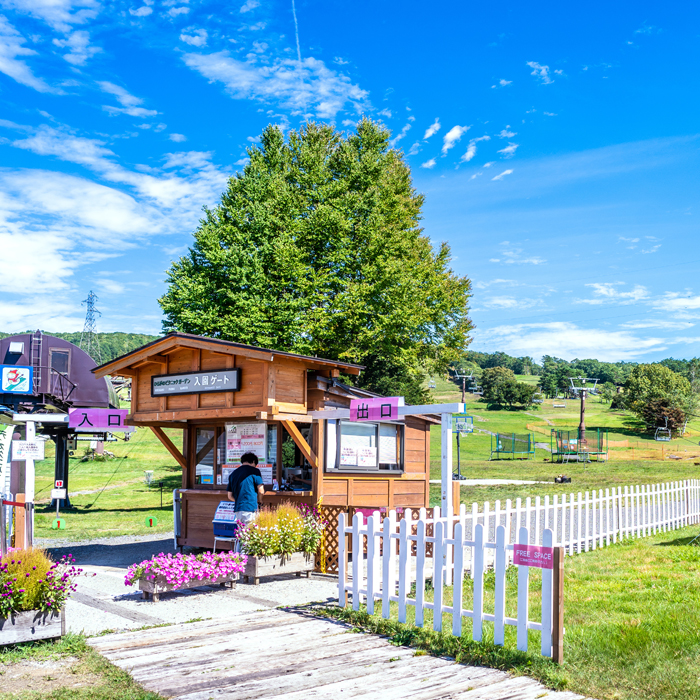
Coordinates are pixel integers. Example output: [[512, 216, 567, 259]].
[[316, 506, 346, 574]]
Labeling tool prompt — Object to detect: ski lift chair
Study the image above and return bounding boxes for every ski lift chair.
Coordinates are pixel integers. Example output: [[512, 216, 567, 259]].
[[654, 426, 672, 442]]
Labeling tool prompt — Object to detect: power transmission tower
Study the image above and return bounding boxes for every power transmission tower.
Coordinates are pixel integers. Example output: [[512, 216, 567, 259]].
[[80, 290, 102, 364]]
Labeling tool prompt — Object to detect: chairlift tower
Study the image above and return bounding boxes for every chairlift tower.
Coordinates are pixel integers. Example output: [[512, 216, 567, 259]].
[[570, 377, 599, 442], [453, 371, 472, 403], [79, 291, 102, 365]]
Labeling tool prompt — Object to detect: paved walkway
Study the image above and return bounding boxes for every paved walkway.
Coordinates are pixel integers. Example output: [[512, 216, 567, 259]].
[[45, 535, 338, 635], [430, 479, 549, 486], [89, 608, 591, 700]]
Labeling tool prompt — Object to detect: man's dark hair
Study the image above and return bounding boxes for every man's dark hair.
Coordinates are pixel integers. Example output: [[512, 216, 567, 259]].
[[240, 452, 259, 465]]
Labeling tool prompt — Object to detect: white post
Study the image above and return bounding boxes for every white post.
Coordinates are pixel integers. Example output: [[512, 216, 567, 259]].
[[398, 518, 408, 623], [472, 522, 484, 642], [452, 522, 464, 637], [366, 514, 377, 615], [433, 520, 444, 632], [517, 526, 530, 652], [382, 514, 394, 618], [441, 412, 453, 584], [351, 512, 362, 610], [494, 524, 506, 646], [24, 420, 36, 549], [540, 528, 554, 657], [415, 519, 426, 627], [338, 513, 347, 606]]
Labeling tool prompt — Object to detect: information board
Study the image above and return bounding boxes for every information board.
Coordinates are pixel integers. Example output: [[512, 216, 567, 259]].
[[12, 440, 45, 461], [225, 422, 267, 463], [221, 463, 274, 486], [0, 365, 32, 394], [213, 501, 238, 522]]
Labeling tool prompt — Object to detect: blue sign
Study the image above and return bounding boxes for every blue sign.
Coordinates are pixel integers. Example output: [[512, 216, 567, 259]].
[[0, 365, 33, 394], [455, 414, 473, 433]]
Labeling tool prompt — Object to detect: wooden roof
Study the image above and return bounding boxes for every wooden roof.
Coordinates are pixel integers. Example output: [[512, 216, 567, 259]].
[[92, 332, 363, 378]]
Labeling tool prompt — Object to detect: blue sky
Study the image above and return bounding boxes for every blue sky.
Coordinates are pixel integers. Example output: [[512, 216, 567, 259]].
[[0, 0, 698, 363]]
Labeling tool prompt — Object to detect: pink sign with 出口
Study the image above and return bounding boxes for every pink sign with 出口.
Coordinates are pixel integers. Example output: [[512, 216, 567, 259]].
[[349, 397, 403, 422], [513, 544, 554, 569]]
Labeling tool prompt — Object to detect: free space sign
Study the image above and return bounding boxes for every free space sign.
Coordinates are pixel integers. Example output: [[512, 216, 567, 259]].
[[513, 544, 554, 570]]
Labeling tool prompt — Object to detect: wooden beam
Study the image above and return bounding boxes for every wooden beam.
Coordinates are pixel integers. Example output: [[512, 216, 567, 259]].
[[266, 413, 313, 424], [151, 427, 187, 469], [132, 355, 168, 369], [94, 337, 179, 377], [132, 407, 267, 422], [282, 420, 318, 469]]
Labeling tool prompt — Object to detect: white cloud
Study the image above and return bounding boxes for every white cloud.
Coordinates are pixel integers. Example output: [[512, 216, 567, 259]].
[[544, 112, 557, 116], [377, 108, 392, 118], [442, 125, 469, 155], [460, 135, 490, 162], [248, 21, 266, 30], [421, 158, 436, 169], [0, 0, 100, 32], [652, 293, 700, 313], [641, 244, 661, 254], [389, 116, 414, 147], [498, 142, 518, 158], [407, 142, 421, 156], [423, 118, 440, 140], [474, 278, 518, 290], [0, 16, 56, 93], [168, 6, 189, 16], [129, 6, 153, 16], [476, 322, 665, 362], [482, 296, 540, 309], [621, 320, 694, 331], [98, 81, 159, 118], [240, 0, 259, 11], [498, 128, 516, 139], [169, 133, 187, 142], [526, 61, 553, 84], [577, 282, 649, 305], [491, 169, 513, 181], [333, 57, 349, 65], [483, 161, 494, 167], [180, 28, 208, 47], [491, 79, 512, 88], [52, 30, 101, 65], [182, 51, 369, 119]]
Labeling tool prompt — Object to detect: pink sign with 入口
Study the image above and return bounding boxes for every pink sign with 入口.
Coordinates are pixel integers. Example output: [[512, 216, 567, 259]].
[[68, 408, 130, 432], [513, 544, 554, 569], [349, 397, 403, 422]]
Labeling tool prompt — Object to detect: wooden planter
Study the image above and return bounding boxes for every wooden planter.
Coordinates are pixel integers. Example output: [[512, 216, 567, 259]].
[[243, 552, 315, 585], [139, 574, 237, 602], [0, 608, 65, 646]]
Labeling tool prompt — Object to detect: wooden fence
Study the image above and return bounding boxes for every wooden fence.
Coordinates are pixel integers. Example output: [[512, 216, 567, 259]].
[[338, 479, 700, 658]]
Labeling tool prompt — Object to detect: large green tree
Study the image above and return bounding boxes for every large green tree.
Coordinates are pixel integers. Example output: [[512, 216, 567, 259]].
[[625, 364, 694, 428], [159, 120, 473, 403]]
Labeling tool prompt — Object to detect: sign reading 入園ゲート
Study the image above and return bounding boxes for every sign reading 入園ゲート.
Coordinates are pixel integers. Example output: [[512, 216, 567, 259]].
[[513, 544, 554, 570], [0, 365, 33, 394], [349, 396, 404, 422], [151, 369, 241, 397], [12, 440, 45, 461], [68, 408, 131, 432]]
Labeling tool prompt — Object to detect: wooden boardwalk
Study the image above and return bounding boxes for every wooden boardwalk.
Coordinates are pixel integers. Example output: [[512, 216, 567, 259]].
[[89, 608, 590, 699]]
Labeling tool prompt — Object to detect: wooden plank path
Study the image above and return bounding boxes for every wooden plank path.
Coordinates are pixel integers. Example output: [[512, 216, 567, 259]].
[[89, 608, 591, 700]]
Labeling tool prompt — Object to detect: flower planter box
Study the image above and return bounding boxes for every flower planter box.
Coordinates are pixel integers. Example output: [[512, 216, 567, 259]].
[[0, 608, 65, 646], [139, 574, 238, 602], [243, 552, 315, 585]]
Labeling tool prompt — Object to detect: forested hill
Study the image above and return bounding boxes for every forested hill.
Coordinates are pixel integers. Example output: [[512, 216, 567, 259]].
[[0, 332, 160, 364]]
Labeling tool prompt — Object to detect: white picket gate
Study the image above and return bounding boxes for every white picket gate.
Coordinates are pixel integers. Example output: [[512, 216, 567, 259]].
[[338, 478, 700, 658]]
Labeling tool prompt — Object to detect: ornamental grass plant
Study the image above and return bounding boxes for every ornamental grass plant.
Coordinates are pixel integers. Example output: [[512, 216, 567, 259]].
[[237, 502, 326, 558], [0, 548, 85, 618]]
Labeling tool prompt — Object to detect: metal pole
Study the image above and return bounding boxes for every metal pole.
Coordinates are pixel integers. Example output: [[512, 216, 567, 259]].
[[457, 431, 461, 479], [25, 502, 33, 549], [441, 413, 453, 519], [0, 501, 6, 557], [461, 376, 466, 404], [578, 389, 587, 442]]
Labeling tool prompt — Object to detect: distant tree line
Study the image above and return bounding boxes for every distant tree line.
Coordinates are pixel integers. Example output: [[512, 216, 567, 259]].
[[0, 331, 160, 364]]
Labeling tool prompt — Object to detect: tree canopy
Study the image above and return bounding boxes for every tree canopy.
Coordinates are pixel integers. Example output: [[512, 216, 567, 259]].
[[480, 367, 537, 409], [159, 120, 473, 402]]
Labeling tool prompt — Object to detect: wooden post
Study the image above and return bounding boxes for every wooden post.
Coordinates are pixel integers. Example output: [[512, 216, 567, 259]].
[[552, 546, 565, 664], [14, 494, 25, 549], [452, 479, 460, 517]]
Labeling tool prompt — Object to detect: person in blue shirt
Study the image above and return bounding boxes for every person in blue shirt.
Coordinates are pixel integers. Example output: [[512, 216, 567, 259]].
[[227, 452, 264, 525]]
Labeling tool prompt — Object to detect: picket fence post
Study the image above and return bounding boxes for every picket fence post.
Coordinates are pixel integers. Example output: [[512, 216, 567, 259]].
[[494, 524, 507, 646], [452, 521, 465, 637], [366, 514, 377, 614], [517, 525, 529, 651], [398, 517, 409, 623], [338, 512, 347, 607], [415, 519, 426, 627], [473, 522, 485, 642], [540, 527, 554, 657], [433, 520, 445, 632]]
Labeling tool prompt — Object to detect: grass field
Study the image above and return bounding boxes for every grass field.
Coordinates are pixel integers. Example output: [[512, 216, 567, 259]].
[[32, 425, 180, 541], [324, 524, 700, 700]]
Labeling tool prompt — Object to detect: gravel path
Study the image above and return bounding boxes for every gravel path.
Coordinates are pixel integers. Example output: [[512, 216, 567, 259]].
[[43, 534, 338, 636]]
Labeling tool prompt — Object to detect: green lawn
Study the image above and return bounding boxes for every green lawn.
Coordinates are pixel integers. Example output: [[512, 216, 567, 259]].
[[0, 633, 163, 700], [33, 425, 182, 541], [324, 524, 700, 700]]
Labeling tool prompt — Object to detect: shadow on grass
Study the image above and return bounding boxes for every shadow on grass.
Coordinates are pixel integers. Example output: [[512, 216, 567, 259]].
[[655, 533, 700, 547]]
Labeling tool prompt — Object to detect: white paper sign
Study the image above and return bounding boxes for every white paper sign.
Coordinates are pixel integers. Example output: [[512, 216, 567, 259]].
[[340, 445, 357, 466], [358, 447, 377, 468], [12, 440, 45, 461], [222, 463, 274, 486], [51, 488, 67, 500], [213, 501, 238, 522], [226, 423, 267, 463]]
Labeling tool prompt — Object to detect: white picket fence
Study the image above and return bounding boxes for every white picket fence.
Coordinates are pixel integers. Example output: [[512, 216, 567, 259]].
[[338, 479, 700, 658]]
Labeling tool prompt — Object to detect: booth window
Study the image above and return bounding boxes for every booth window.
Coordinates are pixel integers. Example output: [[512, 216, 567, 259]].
[[328, 420, 403, 472], [50, 349, 69, 375], [195, 428, 216, 486]]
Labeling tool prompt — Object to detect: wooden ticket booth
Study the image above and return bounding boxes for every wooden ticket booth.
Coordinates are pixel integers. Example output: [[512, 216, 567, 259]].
[[93, 332, 437, 571]]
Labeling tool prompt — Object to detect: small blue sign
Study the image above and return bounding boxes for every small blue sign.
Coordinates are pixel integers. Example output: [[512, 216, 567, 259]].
[[0, 365, 33, 394], [455, 414, 473, 433]]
